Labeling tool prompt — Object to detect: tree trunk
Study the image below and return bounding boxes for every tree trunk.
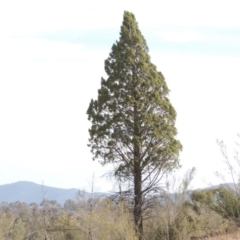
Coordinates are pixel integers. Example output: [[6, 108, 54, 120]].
[[134, 161, 143, 239], [134, 103, 143, 240]]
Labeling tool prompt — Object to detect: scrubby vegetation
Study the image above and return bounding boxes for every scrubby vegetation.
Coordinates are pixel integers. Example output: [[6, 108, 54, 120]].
[[1, 169, 240, 240]]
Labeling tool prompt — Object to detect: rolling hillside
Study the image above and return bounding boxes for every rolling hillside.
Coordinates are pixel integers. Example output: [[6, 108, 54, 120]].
[[0, 181, 108, 205]]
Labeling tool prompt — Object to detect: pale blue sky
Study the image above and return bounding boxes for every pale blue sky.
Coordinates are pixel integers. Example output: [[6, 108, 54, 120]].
[[26, 26, 240, 57], [0, 0, 240, 191]]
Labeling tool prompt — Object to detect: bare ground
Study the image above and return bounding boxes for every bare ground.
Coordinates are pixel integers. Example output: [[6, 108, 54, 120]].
[[209, 230, 240, 240]]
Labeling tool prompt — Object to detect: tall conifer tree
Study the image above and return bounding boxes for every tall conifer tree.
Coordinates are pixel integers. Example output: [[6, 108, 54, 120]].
[[87, 11, 182, 239]]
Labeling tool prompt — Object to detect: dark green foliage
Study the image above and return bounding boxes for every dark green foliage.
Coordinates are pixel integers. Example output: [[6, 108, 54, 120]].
[[213, 187, 240, 220], [191, 189, 216, 215], [191, 186, 240, 225], [87, 11, 182, 239], [87, 11, 181, 171]]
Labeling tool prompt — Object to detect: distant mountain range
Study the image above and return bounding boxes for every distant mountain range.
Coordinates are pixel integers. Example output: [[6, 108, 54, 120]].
[[0, 181, 235, 206], [0, 181, 109, 205]]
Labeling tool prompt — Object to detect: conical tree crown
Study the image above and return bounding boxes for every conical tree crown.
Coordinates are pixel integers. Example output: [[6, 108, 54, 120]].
[[87, 11, 182, 171]]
